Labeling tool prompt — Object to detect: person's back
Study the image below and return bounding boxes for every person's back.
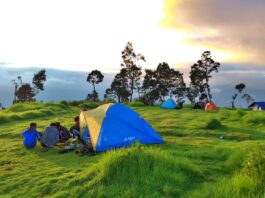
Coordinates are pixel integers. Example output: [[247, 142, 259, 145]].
[[22, 123, 38, 148], [60, 125, 70, 140], [56, 122, 70, 142], [41, 125, 59, 147]]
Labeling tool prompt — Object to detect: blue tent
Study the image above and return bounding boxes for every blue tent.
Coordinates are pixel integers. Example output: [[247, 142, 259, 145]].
[[80, 103, 164, 152], [249, 102, 265, 111], [160, 98, 177, 109]]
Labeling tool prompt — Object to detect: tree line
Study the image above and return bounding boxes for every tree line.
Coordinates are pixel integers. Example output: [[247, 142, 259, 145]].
[[12, 70, 47, 104], [87, 42, 221, 108], [8, 41, 255, 109]]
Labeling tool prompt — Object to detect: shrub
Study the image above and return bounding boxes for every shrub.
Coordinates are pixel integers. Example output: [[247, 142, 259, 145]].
[[79, 102, 101, 109], [205, 118, 222, 130], [68, 100, 84, 106], [60, 100, 69, 106]]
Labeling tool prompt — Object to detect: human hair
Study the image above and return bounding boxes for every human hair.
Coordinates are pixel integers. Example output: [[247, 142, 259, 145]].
[[55, 122, 61, 127], [30, 123, 37, 128], [50, 122, 56, 127], [74, 116, 79, 122]]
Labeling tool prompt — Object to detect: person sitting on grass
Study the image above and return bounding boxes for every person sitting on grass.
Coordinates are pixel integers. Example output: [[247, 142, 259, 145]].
[[59, 116, 94, 155], [40, 123, 59, 148], [69, 116, 80, 138], [22, 123, 39, 148], [56, 122, 70, 142]]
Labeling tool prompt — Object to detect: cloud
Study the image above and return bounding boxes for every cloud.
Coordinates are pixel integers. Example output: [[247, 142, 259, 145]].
[[0, 67, 115, 107], [0, 65, 264, 108], [162, 0, 265, 64]]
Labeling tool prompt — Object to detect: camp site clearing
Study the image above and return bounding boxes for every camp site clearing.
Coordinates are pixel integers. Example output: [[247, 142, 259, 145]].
[[1, 102, 265, 197]]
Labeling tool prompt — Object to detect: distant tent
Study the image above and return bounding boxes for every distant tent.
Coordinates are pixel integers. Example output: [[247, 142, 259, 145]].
[[205, 102, 218, 111], [79, 103, 164, 152], [194, 100, 207, 110], [249, 102, 265, 111], [161, 98, 177, 109]]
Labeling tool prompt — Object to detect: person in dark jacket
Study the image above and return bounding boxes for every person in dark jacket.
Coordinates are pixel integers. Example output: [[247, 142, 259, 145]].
[[56, 122, 70, 142], [69, 116, 80, 138]]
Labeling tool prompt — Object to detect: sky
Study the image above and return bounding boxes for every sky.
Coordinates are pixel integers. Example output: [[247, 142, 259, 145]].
[[0, 0, 264, 106], [0, 0, 264, 69]]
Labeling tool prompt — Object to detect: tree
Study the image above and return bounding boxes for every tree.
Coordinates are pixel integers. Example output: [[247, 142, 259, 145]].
[[16, 83, 35, 102], [12, 79, 18, 103], [170, 70, 186, 108], [155, 62, 185, 104], [12, 69, 46, 103], [186, 85, 200, 104], [190, 51, 220, 102], [231, 83, 246, 108], [32, 69, 46, 93], [141, 63, 185, 106], [242, 93, 254, 106], [87, 70, 104, 102], [104, 68, 130, 103], [155, 62, 173, 101], [86, 91, 99, 102], [141, 69, 160, 105], [121, 42, 145, 102]]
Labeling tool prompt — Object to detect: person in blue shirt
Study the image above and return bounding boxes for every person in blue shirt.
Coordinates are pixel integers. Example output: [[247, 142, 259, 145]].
[[22, 123, 39, 148]]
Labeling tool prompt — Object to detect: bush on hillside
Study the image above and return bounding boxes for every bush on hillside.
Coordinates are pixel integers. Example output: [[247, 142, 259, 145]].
[[68, 100, 84, 106], [79, 102, 101, 109], [205, 118, 222, 130], [60, 100, 69, 106]]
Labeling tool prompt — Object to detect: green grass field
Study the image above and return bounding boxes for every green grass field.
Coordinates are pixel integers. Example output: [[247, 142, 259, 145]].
[[1, 102, 265, 197]]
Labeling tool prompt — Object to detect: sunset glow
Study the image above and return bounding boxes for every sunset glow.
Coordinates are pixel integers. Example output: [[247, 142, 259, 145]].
[[0, 0, 247, 72]]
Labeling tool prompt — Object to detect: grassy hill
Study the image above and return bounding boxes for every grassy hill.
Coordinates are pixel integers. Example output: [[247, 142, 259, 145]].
[[0, 102, 265, 197]]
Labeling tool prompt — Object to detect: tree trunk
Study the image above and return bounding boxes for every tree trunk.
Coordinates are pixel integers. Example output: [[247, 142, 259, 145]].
[[13, 85, 17, 104], [92, 83, 96, 102], [130, 79, 134, 102], [205, 81, 211, 102], [231, 101, 235, 109]]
